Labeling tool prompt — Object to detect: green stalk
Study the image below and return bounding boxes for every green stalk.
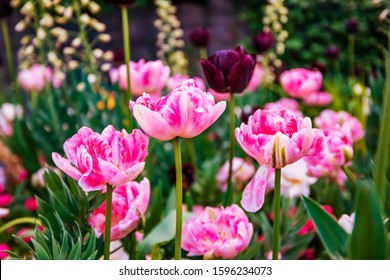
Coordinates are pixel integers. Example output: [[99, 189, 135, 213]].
[[342, 166, 357, 189], [184, 139, 197, 171], [348, 35, 355, 78], [374, 31, 390, 209], [121, 6, 133, 131], [0, 217, 40, 234], [129, 231, 137, 260], [272, 168, 281, 260], [1, 19, 15, 83], [199, 48, 207, 60], [224, 93, 235, 206], [104, 184, 113, 260], [173, 137, 183, 260]]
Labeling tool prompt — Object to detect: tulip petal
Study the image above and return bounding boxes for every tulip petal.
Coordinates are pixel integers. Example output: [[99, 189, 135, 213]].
[[228, 55, 256, 93], [241, 165, 269, 212], [107, 162, 146, 186], [200, 59, 226, 92], [52, 152, 82, 180]]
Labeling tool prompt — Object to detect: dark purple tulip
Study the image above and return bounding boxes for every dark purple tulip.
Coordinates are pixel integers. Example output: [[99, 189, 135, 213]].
[[106, 0, 137, 7], [310, 62, 326, 76], [345, 18, 359, 34], [325, 45, 340, 60], [0, 0, 12, 19], [189, 27, 210, 48], [252, 30, 274, 54], [200, 46, 256, 93]]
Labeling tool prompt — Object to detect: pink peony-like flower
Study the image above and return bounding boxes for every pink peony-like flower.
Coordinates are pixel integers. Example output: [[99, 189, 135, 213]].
[[303, 92, 333, 106], [118, 59, 170, 98], [182, 204, 253, 259], [264, 98, 303, 118], [305, 128, 353, 186], [314, 109, 364, 142], [0, 244, 10, 260], [52, 125, 148, 192], [17, 64, 62, 92], [280, 68, 322, 99], [166, 74, 205, 92], [217, 157, 255, 192], [88, 178, 150, 240], [235, 108, 324, 169], [130, 79, 226, 141]]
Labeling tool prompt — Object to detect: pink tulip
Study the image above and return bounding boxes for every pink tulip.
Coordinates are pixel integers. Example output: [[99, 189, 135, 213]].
[[0, 244, 10, 260], [109, 68, 119, 84], [314, 109, 364, 142], [182, 204, 253, 259], [130, 79, 226, 141], [17, 64, 62, 92], [118, 59, 170, 97], [303, 91, 333, 106], [280, 68, 322, 99], [166, 73, 205, 92], [217, 157, 255, 191], [0, 194, 12, 207], [235, 108, 325, 169], [88, 178, 150, 240], [24, 197, 37, 211], [264, 98, 303, 118], [305, 128, 353, 186], [16, 228, 35, 243], [52, 125, 148, 192]]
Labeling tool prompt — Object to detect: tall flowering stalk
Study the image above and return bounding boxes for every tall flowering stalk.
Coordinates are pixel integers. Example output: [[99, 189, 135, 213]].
[[52, 125, 148, 260], [130, 79, 226, 259], [201, 46, 256, 206], [235, 108, 325, 259]]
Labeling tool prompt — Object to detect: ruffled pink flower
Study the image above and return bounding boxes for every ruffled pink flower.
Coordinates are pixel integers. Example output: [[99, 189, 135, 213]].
[[118, 59, 170, 97], [17, 64, 62, 92], [130, 79, 226, 141], [244, 63, 264, 93], [303, 91, 333, 106], [264, 98, 303, 118], [235, 108, 325, 169], [0, 244, 10, 260], [314, 110, 364, 142], [217, 157, 255, 191], [166, 74, 205, 92], [305, 129, 353, 186], [88, 178, 150, 240], [182, 204, 253, 259], [280, 68, 322, 99], [52, 125, 148, 192]]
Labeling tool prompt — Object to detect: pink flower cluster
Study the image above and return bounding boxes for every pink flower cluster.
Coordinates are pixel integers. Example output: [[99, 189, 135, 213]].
[[280, 68, 332, 106], [182, 204, 253, 259], [0, 103, 23, 137], [166, 74, 205, 91], [17, 64, 62, 92], [52, 125, 148, 192], [88, 178, 150, 240], [305, 110, 364, 185], [216, 157, 255, 192], [130, 79, 226, 141]]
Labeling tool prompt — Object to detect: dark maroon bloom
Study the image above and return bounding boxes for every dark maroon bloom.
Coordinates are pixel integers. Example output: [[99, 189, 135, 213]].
[[252, 30, 274, 54], [201, 46, 256, 93], [0, 0, 12, 19], [106, 0, 137, 7], [168, 162, 195, 191], [325, 45, 340, 60], [345, 18, 359, 34], [189, 27, 210, 48], [310, 62, 326, 75]]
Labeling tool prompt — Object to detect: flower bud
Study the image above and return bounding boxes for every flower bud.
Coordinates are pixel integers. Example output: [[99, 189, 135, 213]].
[[252, 30, 274, 54], [189, 27, 210, 48], [345, 18, 359, 34]]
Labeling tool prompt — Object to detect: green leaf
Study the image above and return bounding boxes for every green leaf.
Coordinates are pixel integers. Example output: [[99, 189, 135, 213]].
[[234, 242, 262, 260], [302, 196, 348, 260], [138, 210, 192, 258], [350, 180, 388, 260]]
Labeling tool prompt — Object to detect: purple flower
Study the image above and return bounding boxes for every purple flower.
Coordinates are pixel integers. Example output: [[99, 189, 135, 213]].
[[252, 30, 274, 54], [200, 46, 256, 93], [189, 27, 210, 48], [345, 18, 359, 34]]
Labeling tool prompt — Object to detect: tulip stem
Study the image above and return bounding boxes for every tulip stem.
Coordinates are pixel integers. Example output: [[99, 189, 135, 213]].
[[374, 31, 390, 209], [1, 19, 15, 84], [121, 6, 133, 131], [224, 93, 235, 206], [104, 184, 113, 260], [272, 168, 281, 260], [0, 217, 40, 234], [199, 48, 207, 60], [173, 137, 183, 260], [348, 35, 355, 78]]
